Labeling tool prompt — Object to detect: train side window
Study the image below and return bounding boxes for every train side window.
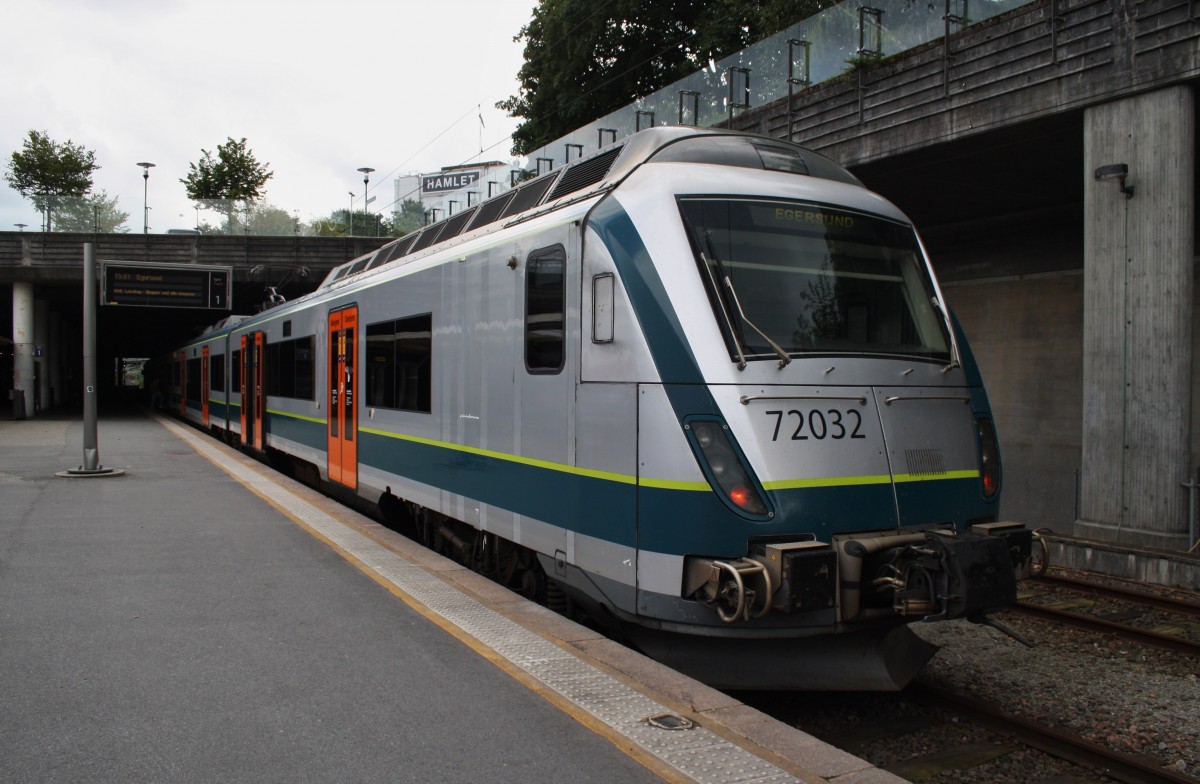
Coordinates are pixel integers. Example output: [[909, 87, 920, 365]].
[[525, 245, 565, 372], [294, 337, 315, 400], [366, 314, 432, 413], [210, 354, 225, 391], [232, 350, 242, 391], [265, 336, 315, 400], [186, 358, 202, 403]]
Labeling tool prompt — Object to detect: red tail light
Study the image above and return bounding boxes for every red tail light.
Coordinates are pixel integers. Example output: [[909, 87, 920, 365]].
[[976, 418, 1000, 499]]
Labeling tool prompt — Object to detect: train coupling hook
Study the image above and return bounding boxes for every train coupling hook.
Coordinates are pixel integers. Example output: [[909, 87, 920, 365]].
[[699, 558, 774, 623]]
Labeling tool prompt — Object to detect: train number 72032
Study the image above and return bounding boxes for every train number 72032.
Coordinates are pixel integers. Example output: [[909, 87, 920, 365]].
[[764, 409, 867, 441]]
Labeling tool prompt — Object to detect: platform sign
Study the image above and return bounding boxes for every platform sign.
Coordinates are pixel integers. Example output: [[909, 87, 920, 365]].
[[101, 261, 232, 310], [421, 169, 480, 193]]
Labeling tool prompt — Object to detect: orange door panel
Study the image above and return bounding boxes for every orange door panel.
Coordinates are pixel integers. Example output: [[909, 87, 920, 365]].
[[327, 307, 358, 488], [253, 331, 265, 452], [239, 335, 249, 446]]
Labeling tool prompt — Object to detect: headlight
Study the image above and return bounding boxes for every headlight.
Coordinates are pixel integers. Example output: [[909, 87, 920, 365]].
[[687, 420, 769, 516]]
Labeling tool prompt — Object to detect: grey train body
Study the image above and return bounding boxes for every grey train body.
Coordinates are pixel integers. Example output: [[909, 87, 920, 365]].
[[170, 128, 1031, 690]]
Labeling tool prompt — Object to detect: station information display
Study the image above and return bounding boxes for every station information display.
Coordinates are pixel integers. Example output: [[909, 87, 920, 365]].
[[101, 261, 232, 310]]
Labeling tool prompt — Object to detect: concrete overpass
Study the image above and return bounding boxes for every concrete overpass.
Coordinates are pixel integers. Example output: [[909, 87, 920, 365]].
[[1, 231, 388, 410]]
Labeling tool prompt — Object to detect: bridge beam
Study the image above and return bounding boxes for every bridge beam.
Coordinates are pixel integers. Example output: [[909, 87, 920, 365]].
[[1079, 85, 1195, 550]]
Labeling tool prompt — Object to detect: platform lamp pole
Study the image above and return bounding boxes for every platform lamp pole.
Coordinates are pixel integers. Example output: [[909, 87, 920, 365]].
[[357, 167, 374, 235], [59, 243, 123, 478], [137, 162, 155, 234]]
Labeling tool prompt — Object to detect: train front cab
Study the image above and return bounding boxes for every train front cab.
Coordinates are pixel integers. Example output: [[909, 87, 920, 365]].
[[580, 135, 1031, 686]]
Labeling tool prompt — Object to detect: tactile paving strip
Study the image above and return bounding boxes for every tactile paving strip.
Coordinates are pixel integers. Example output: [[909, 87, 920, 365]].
[[164, 419, 803, 783]]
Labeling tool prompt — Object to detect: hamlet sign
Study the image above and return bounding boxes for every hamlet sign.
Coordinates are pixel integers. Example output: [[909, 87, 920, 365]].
[[420, 169, 480, 193]]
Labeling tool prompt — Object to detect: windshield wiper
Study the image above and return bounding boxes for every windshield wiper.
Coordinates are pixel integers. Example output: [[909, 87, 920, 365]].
[[701, 233, 791, 370], [931, 296, 961, 373], [699, 251, 748, 369], [723, 275, 792, 369]]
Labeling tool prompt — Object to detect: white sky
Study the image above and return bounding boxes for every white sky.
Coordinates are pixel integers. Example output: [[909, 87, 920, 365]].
[[2, 0, 535, 232]]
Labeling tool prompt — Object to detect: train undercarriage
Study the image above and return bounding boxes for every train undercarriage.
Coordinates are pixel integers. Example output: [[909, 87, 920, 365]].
[[253, 441, 1033, 691]]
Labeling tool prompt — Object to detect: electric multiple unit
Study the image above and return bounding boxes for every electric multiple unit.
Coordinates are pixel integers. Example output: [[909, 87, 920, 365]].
[[169, 128, 1030, 690]]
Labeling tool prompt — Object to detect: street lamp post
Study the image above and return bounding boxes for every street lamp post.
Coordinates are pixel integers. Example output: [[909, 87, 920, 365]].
[[347, 191, 355, 235], [137, 162, 155, 234], [357, 166, 374, 235]]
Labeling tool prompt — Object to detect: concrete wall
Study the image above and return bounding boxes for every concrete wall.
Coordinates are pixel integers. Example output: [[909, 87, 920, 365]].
[[945, 272, 1084, 530]]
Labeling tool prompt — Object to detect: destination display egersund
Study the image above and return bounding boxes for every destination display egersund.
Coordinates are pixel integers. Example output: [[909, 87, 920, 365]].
[[101, 261, 232, 310]]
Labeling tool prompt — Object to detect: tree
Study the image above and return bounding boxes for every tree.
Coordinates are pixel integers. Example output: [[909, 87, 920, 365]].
[[4, 130, 100, 231], [181, 137, 273, 229], [307, 215, 346, 237], [244, 203, 299, 235], [52, 191, 130, 233], [307, 209, 393, 237], [391, 199, 425, 236], [497, 0, 832, 155]]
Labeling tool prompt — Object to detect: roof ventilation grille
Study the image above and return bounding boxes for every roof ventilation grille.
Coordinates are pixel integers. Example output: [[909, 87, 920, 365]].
[[547, 146, 622, 202]]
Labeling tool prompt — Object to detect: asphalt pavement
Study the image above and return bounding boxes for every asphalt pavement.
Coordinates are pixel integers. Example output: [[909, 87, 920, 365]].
[[0, 403, 903, 784]]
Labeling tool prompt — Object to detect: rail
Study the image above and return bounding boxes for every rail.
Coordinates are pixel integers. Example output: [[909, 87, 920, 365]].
[[911, 684, 1200, 784]]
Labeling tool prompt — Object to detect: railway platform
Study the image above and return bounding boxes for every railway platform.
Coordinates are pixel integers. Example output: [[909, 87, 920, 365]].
[[0, 405, 904, 784]]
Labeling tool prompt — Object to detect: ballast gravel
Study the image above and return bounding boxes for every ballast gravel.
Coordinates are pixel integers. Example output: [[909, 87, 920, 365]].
[[909, 607, 1200, 781]]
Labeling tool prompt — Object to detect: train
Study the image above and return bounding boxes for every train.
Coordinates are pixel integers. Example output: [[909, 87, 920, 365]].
[[166, 127, 1031, 690]]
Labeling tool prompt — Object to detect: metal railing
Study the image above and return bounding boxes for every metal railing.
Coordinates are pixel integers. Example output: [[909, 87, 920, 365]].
[[525, 0, 1030, 166]]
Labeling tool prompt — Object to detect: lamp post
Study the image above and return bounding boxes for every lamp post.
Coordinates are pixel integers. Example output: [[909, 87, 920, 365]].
[[137, 162, 155, 234], [357, 166, 374, 234], [347, 191, 355, 235]]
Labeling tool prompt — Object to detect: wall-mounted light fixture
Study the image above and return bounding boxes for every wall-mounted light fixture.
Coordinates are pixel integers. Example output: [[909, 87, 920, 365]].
[[1094, 163, 1134, 199]]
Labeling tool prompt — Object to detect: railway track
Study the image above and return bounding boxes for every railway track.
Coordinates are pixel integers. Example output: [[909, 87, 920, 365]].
[[908, 684, 1199, 784], [747, 569, 1200, 782], [748, 682, 1198, 783], [1013, 573, 1200, 657]]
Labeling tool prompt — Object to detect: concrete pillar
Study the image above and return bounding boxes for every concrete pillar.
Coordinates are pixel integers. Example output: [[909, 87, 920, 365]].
[[1079, 86, 1194, 550], [12, 281, 35, 419], [34, 298, 49, 413]]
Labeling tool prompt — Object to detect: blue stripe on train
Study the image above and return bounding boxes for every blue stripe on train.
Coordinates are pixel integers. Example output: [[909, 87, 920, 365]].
[[356, 428, 980, 555]]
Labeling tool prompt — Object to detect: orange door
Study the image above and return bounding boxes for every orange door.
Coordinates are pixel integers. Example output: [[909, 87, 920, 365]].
[[327, 306, 358, 488], [252, 331, 265, 452], [239, 334, 249, 445], [239, 332, 266, 450], [201, 346, 210, 427]]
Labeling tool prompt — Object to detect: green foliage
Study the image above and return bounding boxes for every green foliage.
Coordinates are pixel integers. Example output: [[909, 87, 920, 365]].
[[244, 203, 299, 235], [4, 130, 100, 231], [497, 0, 833, 155], [346, 209, 389, 237], [307, 216, 347, 237], [308, 208, 392, 237], [391, 199, 425, 236], [51, 191, 130, 233], [181, 137, 273, 202]]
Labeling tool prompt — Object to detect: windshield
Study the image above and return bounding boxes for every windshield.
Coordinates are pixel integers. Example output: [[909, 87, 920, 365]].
[[678, 197, 951, 363]]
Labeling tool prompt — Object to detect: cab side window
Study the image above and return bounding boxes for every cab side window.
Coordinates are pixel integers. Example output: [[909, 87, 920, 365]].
[[525, 246, 565, 373]]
